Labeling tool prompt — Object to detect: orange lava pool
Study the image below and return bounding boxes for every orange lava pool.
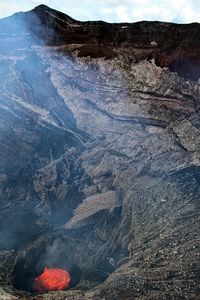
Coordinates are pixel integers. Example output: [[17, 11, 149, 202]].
[[33, 267, 70, 293]]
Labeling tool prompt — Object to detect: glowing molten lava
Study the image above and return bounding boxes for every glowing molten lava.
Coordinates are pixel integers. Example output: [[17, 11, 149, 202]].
[[33, 267, 70, 293]]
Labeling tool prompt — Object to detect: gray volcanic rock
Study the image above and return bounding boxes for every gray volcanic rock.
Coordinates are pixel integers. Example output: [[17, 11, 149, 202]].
[[0, 4, 200, 300]]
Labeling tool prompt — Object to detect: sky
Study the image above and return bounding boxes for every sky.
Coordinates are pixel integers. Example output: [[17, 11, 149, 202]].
[[0, 0, 199, 23]]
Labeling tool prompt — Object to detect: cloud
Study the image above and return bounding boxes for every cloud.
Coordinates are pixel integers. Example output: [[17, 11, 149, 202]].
[[0, 0, 199, 23], [0, 0, 38, 18], [97, 0, 200, 23]]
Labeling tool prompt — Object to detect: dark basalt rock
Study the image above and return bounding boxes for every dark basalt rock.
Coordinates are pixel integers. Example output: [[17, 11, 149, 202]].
[[28, 5, 200, 80], [0, 4, 200, 300]]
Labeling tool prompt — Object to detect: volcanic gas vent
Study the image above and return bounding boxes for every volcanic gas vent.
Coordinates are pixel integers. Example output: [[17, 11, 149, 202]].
[[12, 237, 81, 292]]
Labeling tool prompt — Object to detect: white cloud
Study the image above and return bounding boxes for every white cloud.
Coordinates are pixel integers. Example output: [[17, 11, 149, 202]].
[[0, 0, 199, 23], [115, 6, 131, 23]]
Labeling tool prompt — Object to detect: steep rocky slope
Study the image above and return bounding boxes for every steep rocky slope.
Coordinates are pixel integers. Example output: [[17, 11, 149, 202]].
[[0, 5, 200, 299]]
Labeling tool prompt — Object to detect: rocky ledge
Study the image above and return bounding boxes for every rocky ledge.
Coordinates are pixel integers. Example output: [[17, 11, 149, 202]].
[[0, 4, 200, 300]]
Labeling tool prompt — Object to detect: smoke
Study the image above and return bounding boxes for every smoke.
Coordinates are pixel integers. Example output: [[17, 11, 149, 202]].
[[0, 7, 86, 251]]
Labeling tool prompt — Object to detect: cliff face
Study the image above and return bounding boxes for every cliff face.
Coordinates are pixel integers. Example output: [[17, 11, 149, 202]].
[[0, 5, 200, 299]]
